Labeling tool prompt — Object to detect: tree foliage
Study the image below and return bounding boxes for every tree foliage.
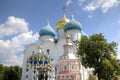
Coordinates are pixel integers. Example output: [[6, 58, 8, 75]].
[[77, 33, 120, 80], [0, 64, 22, 80]]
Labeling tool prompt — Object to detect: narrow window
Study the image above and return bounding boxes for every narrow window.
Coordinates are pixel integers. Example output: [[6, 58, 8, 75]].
[[71, 34, 73, 41], [72, 65, 74, 69], [47, 49, 49, 55], [64, 65, 67, 70], [33, 51, 34, 54], [55, 67, 57, 73]]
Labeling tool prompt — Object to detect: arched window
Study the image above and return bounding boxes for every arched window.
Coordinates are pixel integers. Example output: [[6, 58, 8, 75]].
[[72, 65, 74, 70], [71, 34, 73, 41], [64, 65, 67, 70], [55, 66, 57, 73], [47, 49, 49, 55]]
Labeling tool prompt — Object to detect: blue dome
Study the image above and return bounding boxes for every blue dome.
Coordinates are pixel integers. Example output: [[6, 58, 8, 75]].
[[64, 16, 82, 32], [54, 38, 58, 43], [39, 23, 56, 37]]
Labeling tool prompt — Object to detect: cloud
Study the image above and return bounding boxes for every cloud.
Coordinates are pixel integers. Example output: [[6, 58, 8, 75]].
[[82, 0, 120, 13], [79, 0, 85, 2], [66, 0, 72, 6], [0, 16, 29, 38], [118, 19, 120, 24], [78, 0, 86, 6], [88, 14, 93, 18], [0, 16, 39, 66]]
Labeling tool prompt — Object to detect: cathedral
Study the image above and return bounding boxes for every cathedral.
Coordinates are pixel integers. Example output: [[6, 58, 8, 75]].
[[22, 12, 94, 80]]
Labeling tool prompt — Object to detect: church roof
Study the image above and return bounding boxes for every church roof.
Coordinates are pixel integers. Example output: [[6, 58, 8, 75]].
[[39, 21, 56, 37], [64, 15, 82, 32], [56, 15, 69, 31]]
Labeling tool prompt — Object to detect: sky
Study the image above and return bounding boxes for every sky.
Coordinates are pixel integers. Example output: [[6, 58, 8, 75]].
[[0, 0, 120, 66]]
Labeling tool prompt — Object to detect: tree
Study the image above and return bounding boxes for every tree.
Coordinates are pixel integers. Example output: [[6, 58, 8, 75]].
[[0, 64, 4, 80], [14, 66, 22, 80], [0, 65, 22, 80], [77, 33, 120, 80], [3, 66, 22, 80]]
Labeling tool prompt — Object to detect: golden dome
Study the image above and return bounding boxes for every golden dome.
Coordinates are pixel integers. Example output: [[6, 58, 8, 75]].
[[38, 45, 42, 49], [56, 15, 69, 31]]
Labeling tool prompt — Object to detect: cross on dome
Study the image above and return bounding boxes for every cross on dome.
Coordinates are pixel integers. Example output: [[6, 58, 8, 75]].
[[62, 6, 66, 17]]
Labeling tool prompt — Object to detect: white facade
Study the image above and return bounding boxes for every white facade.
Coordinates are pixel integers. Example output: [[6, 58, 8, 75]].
[[22, 43, 39, 80], [22, 14, 92, 80]]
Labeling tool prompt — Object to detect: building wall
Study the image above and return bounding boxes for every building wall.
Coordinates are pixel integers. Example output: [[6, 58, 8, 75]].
[[66, 30, 81, 41], [22, 29, 92, 80], [56, 38, 66, 59], [22, 43, 39, 80], [57, 28, 65, 40], [56, 59, 81, 80]]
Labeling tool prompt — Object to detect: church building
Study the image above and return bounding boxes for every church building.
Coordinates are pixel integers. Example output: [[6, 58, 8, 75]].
[[21, 11, 93, 80]]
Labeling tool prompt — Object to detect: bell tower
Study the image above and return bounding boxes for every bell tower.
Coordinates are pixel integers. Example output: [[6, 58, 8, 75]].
[[56, 34, 81, 80]]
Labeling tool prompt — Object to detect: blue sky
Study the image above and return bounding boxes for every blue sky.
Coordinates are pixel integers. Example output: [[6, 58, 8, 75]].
[[0, 0, 120, 66]]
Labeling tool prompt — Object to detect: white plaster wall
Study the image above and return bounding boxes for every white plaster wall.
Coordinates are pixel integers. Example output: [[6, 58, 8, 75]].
[[22, 28, 90, 80], [39, 35, 58, 64], [57, 29, 65, 40], [56, 38, 66, 60], [81, 66, 90, 80], [66, 30, 81, 41], [40, 36, 61, 65], [22, 43, 38, 80], [40, 41, 56, 61], [40, 36, 54, 44]]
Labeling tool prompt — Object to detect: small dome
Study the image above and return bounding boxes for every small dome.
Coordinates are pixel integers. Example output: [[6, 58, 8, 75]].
[[64, 15, 82, 32], [54, 38, 58, 43], [56, 15, 69, 31], [39, 21, 56, 37]]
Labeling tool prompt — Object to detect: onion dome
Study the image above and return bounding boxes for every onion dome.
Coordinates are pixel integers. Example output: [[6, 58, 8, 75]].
[[56, 15, 69, 31], [38, 45, 43, 54], [39, 20, 56, 37], [64, 15, 82, 32], [38, 45, 42, 49]]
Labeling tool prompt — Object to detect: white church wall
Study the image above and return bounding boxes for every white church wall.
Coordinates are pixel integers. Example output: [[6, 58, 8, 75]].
[[57, 28, 65, 40], [22, 19, 92, 80], [40, 35, 54, 44], [40, 41, 56, 60], [56, 38, 66, 60], [22, 43, 38, 80], [66, 30, 81, 41]]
